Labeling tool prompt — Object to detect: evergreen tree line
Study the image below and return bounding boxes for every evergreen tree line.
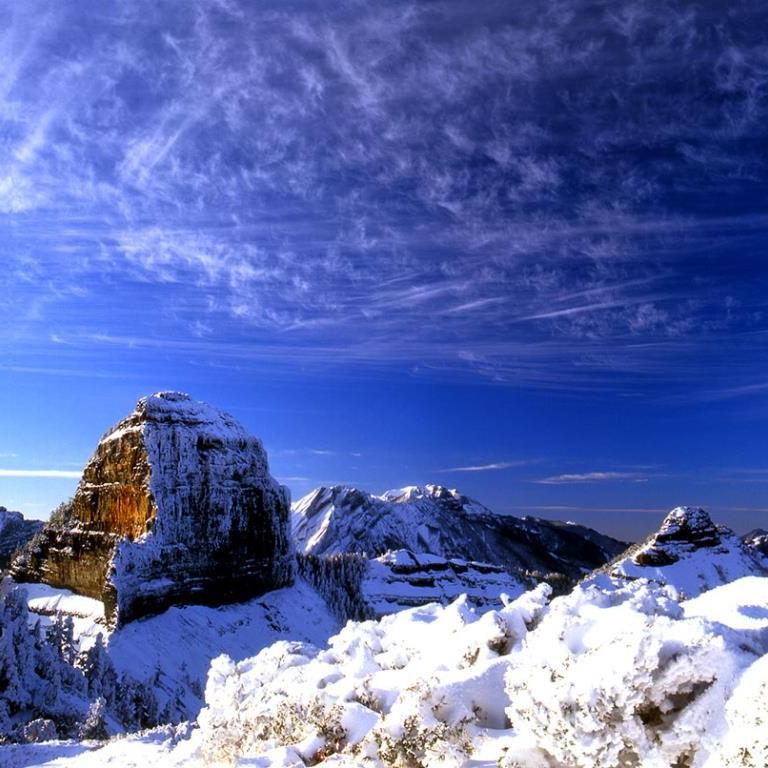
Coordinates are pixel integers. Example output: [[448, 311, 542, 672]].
[[0, 578, 163, 743], [296, 552, 375, 622]]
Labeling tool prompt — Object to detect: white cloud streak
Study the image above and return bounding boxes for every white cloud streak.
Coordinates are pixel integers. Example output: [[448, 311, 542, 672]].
[[440, 460, 533, 473], [535, 471, 649, 485], [0, 469, 82, 479]]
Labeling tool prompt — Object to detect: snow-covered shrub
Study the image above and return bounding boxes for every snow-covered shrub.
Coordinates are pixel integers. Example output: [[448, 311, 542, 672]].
[[370, 680, 474, 768], [505, 579, 742, 768], [198, 643, 356, 764], [80, 696, 109, 741], [196, 587, 551, 766], [20, 717, 58, 743]]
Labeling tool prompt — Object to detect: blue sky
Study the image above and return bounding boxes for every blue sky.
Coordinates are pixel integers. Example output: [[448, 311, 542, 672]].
[[1, 0, 767, 541]]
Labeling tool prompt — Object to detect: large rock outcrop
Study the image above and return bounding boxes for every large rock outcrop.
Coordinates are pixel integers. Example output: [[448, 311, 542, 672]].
[[12, 392, 292, 625]]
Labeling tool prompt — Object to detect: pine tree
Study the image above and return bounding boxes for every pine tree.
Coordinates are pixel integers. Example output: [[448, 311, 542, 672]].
[[79, 634, 117, 708]]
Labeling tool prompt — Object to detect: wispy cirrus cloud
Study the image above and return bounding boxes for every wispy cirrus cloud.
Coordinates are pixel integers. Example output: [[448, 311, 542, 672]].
[[440, 460, 534, 473], [534, 471, 650, 485], [0, 0, 767, 393]]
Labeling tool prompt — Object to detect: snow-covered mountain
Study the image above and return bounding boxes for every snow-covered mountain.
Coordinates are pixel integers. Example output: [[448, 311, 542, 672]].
[[0, 508, 43, 569], [3, 393, 766, 765], [293, 484, 629, 582], [593, 505, 768, 598], [2, 502, 768, 766]]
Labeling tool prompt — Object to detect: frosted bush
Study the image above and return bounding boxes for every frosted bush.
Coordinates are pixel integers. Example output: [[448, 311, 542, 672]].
[[505, 580, 739, 768], [20, 717, 58, 743], [372, 711, 473, 768], [197, 588, 551, 766], [709, 654, 768, 768]]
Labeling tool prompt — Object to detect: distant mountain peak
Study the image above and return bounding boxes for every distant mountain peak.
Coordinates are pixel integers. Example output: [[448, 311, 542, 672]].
[[292, 484, 628, 585], [634, 506, 722, 566], [600, 505, 768, 598], [0, 507, 43, 569], [381, 484, 459, 503]]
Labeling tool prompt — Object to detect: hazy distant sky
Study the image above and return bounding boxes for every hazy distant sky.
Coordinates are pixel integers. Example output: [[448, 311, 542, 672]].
[[1, 0, 767, 540]]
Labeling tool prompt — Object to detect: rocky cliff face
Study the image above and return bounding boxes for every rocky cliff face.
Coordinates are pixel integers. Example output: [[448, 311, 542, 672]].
[[12, 392, 292, 625], [292, 484, 629, 584], [361, 549, 530, 617], [0, 508, 43, 569]]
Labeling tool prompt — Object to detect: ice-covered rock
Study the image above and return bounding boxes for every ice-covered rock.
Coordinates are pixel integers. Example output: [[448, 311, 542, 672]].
[[12, 392, 293, 625], [598, 506, 768, 598], [0, 507, 43, 569], [292, 484, 628, 585]]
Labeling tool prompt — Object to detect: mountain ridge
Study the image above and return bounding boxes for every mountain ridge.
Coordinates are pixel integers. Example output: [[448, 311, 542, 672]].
[[292, 483, 629, 584]]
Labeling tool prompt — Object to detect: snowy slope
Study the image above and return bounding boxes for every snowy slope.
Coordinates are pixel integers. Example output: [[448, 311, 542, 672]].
[[293, 484, 628, 581], [20, 579, 340, 721], [594, 505, 768, 598], [7, 574, 768, 768]]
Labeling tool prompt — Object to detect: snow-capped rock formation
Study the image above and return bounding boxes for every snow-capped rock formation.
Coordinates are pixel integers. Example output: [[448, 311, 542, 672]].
[[598, 506, 768, 598], [293, 484, 628, 583], [362, 550, 530, 617], [0, 507, 43, 569], [12, 392, 293, 625]]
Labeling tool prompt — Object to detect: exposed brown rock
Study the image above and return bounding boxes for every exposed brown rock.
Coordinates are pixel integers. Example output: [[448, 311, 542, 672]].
[[12, 392, 293, 625]]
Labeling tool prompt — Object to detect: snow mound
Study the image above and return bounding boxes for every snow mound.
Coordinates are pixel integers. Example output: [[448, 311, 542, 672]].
[[186, 577, 768, 767], [503, 576, 768, 767], [196, 584, 552, 766]]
